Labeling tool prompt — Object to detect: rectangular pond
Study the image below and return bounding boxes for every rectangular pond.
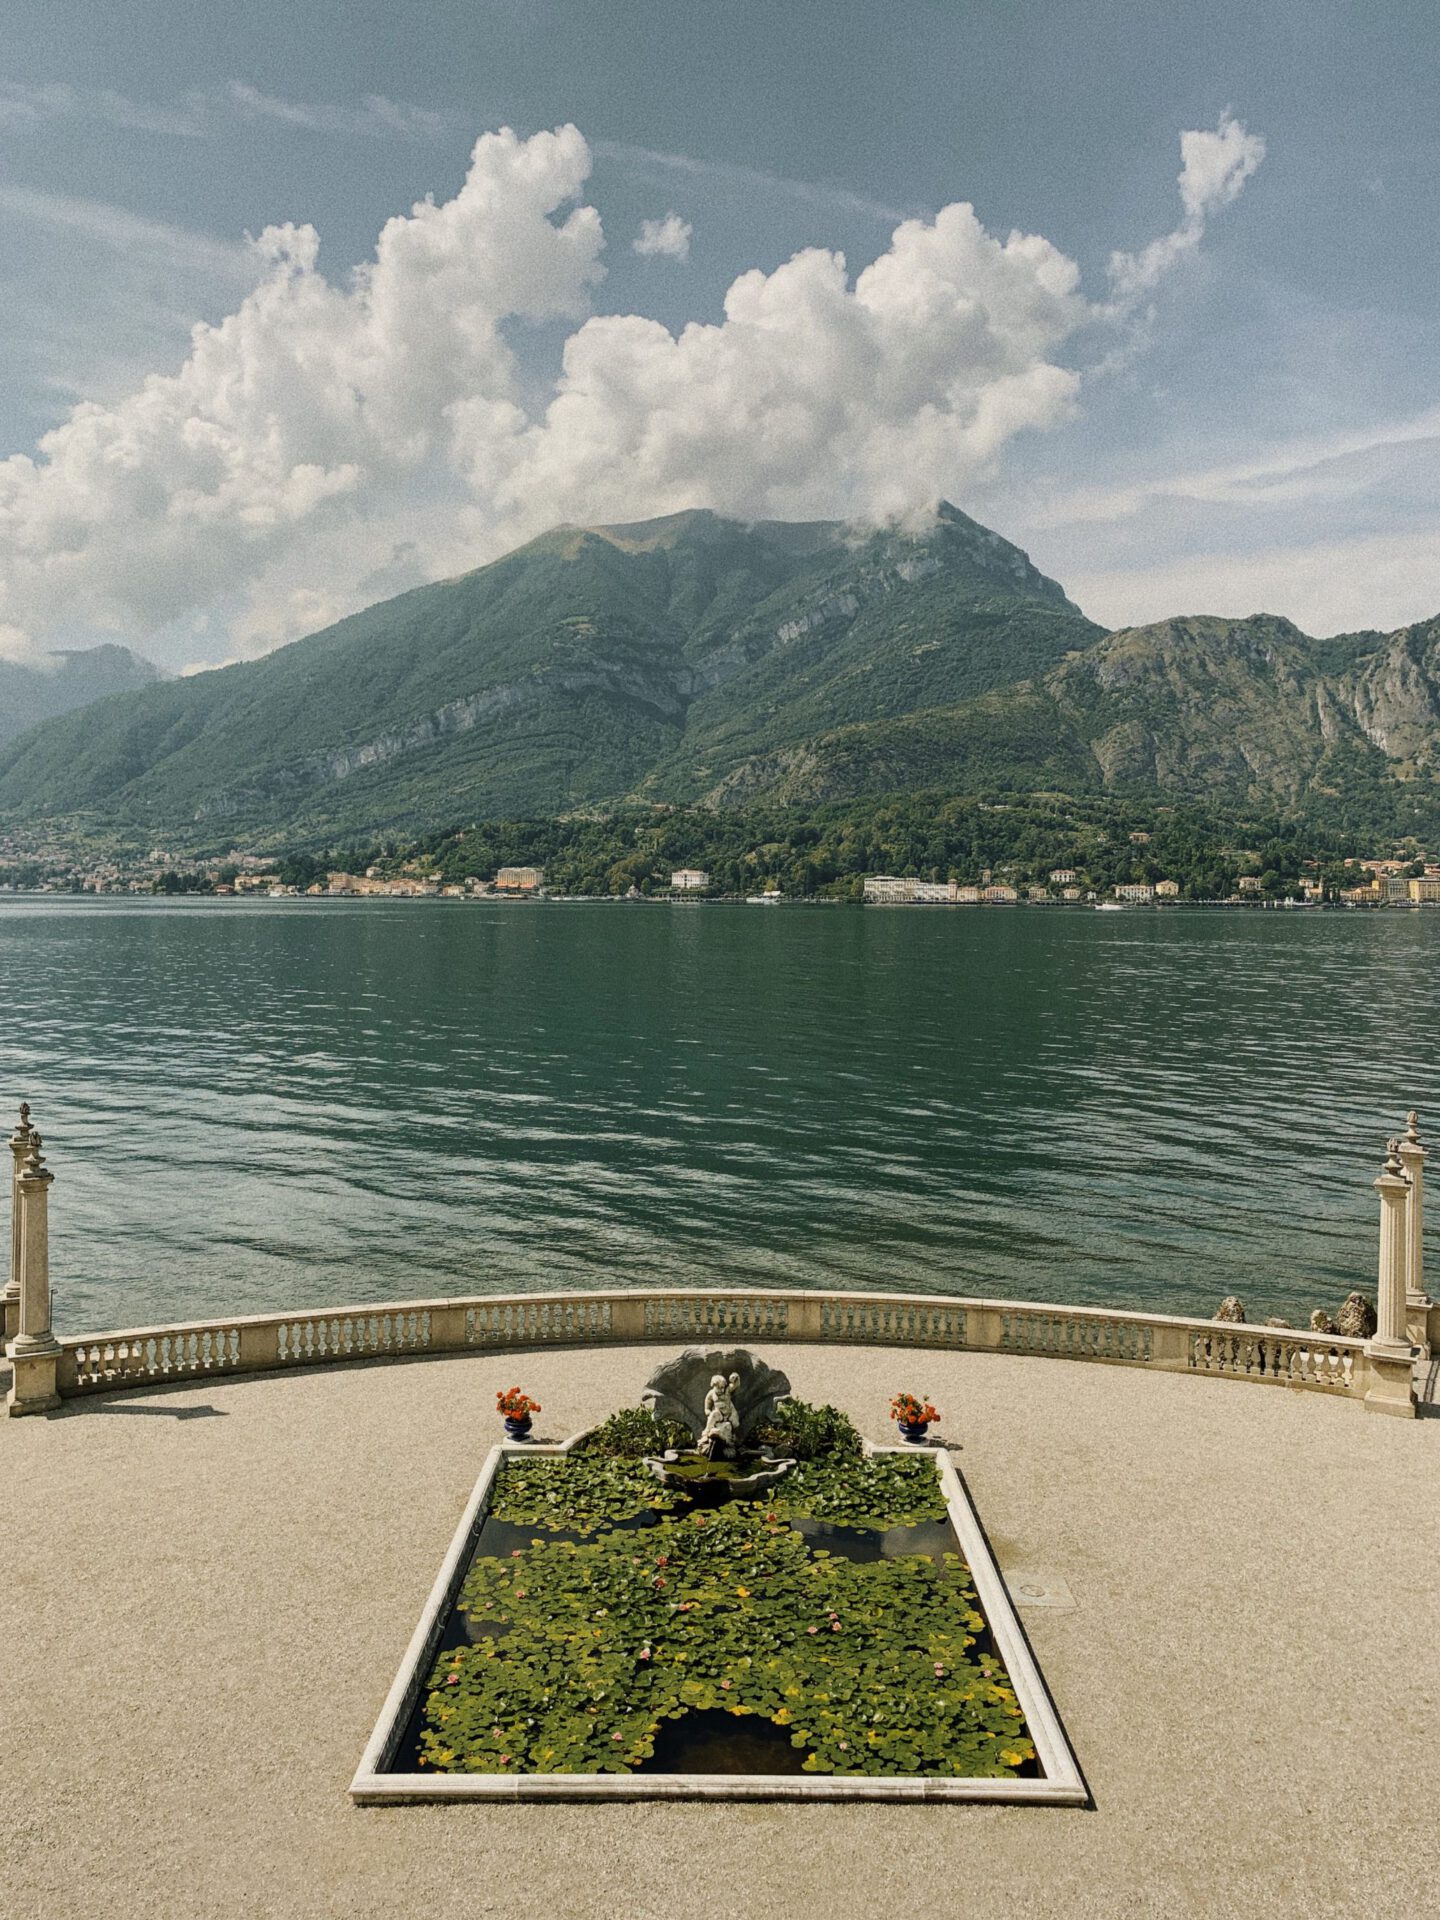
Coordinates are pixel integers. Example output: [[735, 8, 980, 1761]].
[[353, 1443, 1085, 1803]]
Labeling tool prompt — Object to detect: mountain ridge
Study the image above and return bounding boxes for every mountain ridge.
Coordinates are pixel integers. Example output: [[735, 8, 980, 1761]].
[[0, 506, 1436, 849]]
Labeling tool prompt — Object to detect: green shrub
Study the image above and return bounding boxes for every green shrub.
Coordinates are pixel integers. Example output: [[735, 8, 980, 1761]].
[[754, 1398, 863, 1461], [579, 1407, 694, 1458]]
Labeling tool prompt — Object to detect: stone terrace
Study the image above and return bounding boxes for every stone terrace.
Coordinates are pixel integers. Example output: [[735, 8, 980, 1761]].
[[4, 1342, 1437, 1920]]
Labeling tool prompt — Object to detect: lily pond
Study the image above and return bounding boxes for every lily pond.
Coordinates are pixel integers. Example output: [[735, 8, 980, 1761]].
[[395, 1449, 1037, 1779]]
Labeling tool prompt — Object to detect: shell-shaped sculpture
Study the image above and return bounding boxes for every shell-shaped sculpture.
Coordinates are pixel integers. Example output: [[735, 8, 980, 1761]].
[[641, 1348, 791, 1444]]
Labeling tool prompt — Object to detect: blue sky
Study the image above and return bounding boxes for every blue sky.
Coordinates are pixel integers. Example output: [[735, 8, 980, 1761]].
[[1, 0, 1437, 669]]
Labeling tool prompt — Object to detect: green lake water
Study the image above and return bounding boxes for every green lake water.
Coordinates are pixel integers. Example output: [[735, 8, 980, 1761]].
[[0, 896, 1433, 1332]]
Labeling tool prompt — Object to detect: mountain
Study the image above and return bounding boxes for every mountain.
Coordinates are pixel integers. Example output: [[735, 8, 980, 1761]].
[[0, 506, 1436, 852], [706, 614, 1440, 821], [0, 645, 163, 748], [0, 505, 1100, 845]]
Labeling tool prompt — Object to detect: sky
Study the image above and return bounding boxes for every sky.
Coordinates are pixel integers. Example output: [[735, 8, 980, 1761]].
[[1, 0, 1437, 673]]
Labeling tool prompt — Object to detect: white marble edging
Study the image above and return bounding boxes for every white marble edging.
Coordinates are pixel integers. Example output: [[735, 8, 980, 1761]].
[[349, 1438, 1088, 1806]]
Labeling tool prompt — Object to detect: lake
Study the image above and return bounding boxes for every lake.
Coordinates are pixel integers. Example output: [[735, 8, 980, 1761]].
[[0, 896, 1433, 1334]]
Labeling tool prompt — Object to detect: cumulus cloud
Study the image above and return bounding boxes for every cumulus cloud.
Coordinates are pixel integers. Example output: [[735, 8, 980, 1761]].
[[633, 212, 693, 261], [491, 205, 1085, 529], [0, 116, 1266, 667], [1108, 113, 1265, 299], [0, 126, 601, 651]]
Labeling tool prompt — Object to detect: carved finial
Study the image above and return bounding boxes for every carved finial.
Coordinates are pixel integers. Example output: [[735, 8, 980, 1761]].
[[1384, 1139, 1406, 1178], [19, 1100, 30, 1127], [1406, 1109, 1421, 1143], [22, 1131, 49, 1180]]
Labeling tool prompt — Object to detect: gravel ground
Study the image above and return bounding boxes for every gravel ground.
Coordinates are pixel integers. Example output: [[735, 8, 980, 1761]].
[[3, 1343, 1437, 1920]]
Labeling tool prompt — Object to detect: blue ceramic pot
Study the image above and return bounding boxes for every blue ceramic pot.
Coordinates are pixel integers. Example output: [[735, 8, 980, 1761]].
[[503, 1414, 533, 1441], [897, 1419, 930, 1444]]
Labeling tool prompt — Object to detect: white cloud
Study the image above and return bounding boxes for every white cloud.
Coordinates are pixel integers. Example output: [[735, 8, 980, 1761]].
[[597, 139, 911, 225], [633, 212, 692, 261], [0, 81, 208, 137], [0, 126, 601, 652], [488, 205, 1086, 530], [1108, 113, 1266, 299], [225, 82, 455, 141], [0, 116, 1271, 668]]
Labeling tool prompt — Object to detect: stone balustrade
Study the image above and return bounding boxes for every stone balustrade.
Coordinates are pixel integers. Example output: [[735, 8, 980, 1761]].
[[8, 1097, 1427, 1418], [50, 1283, 1387, 1406]]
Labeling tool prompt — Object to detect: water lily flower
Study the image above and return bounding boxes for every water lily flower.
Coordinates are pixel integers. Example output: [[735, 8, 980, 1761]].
[[720, 1680, 731, 1690], [807, 1626, 819, 1635]]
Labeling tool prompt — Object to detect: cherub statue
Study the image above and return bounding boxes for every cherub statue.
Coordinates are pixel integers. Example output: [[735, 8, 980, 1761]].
[[698, 1372, 741, 1459]]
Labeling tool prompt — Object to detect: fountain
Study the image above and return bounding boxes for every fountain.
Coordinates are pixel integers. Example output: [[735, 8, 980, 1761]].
[[638, 1347, 797, 1497]]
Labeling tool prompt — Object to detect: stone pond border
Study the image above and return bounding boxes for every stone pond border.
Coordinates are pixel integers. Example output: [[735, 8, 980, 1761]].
[[348, 1438, 1089, 1805]]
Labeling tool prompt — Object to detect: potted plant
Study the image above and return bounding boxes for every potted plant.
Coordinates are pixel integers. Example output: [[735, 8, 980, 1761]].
[[890, 1392, 940, 1444], [497, 1386, 541, 1440]]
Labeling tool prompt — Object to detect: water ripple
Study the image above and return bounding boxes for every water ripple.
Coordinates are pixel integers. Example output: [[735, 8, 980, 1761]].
[[0, 897, 1434, 1332]]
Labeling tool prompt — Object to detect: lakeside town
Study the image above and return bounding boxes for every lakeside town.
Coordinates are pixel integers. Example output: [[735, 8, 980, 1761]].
[[3, 839, 1440, 907]]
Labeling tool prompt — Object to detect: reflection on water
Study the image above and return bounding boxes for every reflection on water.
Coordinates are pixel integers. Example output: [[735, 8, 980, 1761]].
[[0, 896, 1434, 1331]]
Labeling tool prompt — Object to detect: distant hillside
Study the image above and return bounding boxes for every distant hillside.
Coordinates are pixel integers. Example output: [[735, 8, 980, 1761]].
[[0, 505, 1100, 845], [702, 613, 1440, 831], [0, 645, 162, 748]]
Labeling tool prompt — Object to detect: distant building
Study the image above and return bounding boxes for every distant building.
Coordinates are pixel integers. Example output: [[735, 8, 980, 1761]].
[[1409, 875, 1440, 903], [1114, 883, 1154, 903], [956, 886, 982, 904], [863, 876, 916, 903], [1061, 887, 1083, 902], [671, 869, 710, 891], [981, 884, 1018, 903], [495, 866, 544, 894], [1026, 885, 1049, 902], [1128, 831, 1151, 845], [1155, 879, 1180, 898], [1238, 875, 1263, 894], [1381, 874, 1410, 904], [913, 879, 959, 903], [1049, 868, 1078, 884]]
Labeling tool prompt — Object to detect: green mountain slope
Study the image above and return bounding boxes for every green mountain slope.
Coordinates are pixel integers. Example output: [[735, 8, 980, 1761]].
[[0, 505, 1100, 844]]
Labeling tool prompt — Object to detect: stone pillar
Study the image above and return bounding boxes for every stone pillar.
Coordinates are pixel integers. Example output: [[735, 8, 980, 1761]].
[[1364, 1141, 1415, 1418], [1398, 1111, 1431, 1355], [4, 1100, 32, 1344], [6, 1131, 61, 1417]]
